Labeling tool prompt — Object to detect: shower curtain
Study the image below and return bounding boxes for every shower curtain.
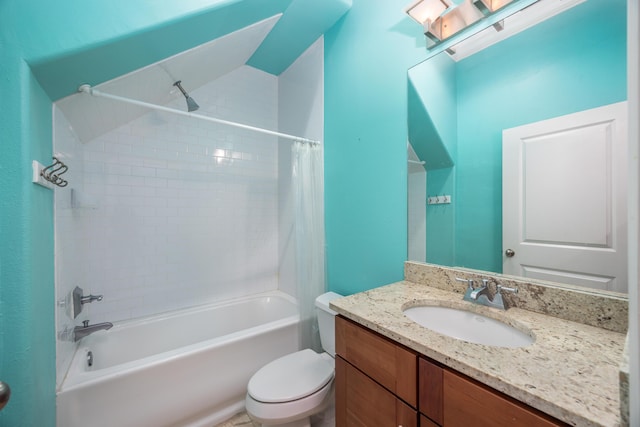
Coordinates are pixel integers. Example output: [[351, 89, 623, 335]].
[[292, 141, 326, 352]]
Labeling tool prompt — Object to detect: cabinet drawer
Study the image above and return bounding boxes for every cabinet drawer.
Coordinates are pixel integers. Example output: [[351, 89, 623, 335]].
[[443, 370, 567, 427], [336, 316, 417, 407], [336, 356, 417, 427]]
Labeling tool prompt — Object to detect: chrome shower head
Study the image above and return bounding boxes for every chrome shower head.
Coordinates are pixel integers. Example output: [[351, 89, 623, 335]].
[[173, 80, 199, 112]]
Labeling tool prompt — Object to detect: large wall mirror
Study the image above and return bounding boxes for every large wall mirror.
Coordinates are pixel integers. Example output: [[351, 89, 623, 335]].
[[407, 0, 629, 294]]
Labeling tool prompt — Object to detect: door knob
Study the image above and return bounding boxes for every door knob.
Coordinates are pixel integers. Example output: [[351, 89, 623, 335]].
[[0, 381, 10, 411], [505, 249, 515, 257]]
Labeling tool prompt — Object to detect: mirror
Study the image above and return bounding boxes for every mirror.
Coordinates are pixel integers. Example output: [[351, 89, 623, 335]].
[[407, 0, 629, 294]]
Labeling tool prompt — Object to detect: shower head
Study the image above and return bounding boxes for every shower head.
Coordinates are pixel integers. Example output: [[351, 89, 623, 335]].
[[173, 80, 199, 112]]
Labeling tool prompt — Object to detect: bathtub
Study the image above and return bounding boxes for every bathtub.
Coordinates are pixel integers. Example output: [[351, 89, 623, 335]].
[[57, 291, 300, 427]]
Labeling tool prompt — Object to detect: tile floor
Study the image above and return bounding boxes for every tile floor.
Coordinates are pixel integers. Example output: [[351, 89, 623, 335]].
[[214, 412, 260, 427], [214, 405, 335, 427]]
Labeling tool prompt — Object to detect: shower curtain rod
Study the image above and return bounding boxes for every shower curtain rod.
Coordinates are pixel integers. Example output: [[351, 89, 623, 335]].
[[78, 85, 320, 145]]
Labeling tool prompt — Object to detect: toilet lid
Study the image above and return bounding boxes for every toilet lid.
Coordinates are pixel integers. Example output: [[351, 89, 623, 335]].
[[248, 349, 334, 403]]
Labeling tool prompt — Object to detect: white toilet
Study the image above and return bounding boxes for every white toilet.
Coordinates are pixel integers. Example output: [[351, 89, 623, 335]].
[[245, 292, 342, 427]]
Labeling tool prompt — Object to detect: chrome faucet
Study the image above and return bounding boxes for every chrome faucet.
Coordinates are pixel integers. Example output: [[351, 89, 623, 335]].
[[456, 277, 518, 310], [469, 279, 491, 300], [73, 320, 113, 342]]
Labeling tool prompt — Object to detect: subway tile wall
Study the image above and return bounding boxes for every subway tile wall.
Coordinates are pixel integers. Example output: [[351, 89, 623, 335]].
[[55, 66, 282, 329]]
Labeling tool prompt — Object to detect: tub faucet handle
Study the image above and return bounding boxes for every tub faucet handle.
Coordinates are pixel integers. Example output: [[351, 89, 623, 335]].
[[81, 294, 103, 304]]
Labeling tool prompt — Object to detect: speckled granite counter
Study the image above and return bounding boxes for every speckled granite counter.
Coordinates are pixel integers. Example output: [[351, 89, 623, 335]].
[[330, 263, 627, 427]]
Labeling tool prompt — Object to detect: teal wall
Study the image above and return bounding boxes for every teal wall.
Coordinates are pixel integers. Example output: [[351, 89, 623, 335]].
[[412, 0, 627, 272], [324, 0, 426, 295], [0, 12, 57, 422], [455, 0, 627, 272]]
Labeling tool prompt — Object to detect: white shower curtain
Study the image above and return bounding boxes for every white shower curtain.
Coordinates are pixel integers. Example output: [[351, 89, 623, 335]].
[[292, 141, 326, 352]]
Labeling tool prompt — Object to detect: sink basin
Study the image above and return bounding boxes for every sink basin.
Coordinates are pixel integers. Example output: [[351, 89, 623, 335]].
[[403, 305, 534, 348]]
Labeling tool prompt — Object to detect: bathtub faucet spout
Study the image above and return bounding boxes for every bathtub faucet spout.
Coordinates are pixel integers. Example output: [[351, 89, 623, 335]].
[[74, 320, 113, 342]]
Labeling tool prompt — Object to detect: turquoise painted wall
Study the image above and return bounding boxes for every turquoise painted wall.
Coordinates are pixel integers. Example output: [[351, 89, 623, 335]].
[[455, 0, 627, 272], [0, 46, 57, 427], [324, 0, 426, 295]]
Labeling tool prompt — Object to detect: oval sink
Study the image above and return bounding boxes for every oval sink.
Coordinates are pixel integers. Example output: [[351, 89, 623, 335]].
[[403, 305, 534, 348]]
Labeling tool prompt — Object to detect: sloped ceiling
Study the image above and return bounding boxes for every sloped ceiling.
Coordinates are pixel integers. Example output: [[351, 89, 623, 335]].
[[56, 16, 280, 143], [407, 53, 457, 171], [407, 79, 454, 171], [31, 0, 294, 101], [248, 0, 352, 75], [52, 0, 351, 143], [32, 0, 351, 102]]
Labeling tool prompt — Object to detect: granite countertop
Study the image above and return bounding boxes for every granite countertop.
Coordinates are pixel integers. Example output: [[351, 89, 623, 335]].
[[330, 280, 626, 427]]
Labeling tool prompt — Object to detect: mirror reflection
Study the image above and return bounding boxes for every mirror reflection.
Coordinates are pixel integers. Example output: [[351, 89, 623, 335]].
[[407, 0, 628, 293]]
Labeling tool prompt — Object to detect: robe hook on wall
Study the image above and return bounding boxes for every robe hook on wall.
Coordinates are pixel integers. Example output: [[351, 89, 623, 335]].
[[33, 156, 69, 189]]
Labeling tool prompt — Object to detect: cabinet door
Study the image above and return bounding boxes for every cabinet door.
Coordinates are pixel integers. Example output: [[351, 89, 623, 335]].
[[336, 316, 417, 407], [336, 356, 417, 427], [418, 358, 443, 426], [443, 370, 566, 427]]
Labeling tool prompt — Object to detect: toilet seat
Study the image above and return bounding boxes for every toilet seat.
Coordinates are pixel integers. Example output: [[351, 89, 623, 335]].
[[248, 349, 334, 403]]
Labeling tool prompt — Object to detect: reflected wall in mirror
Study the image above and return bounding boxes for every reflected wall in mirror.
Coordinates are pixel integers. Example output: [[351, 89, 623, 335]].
[[407, 0, 628, 293]]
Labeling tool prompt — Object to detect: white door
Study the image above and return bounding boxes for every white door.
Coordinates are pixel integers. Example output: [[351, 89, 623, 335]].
[[503, 102, 628, 293]]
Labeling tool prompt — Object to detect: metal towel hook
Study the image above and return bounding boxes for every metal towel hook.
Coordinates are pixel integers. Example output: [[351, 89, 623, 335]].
[[40, 157, 69, 188]]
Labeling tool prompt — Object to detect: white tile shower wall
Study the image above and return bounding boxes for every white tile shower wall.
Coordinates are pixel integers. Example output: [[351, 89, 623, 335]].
[[56, 66, 281, 325]]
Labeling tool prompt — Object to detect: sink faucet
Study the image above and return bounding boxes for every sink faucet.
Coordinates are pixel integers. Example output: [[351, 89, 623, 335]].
[[73, 320, 113, 342], [456, 278, 489, 301], [469, 279, 491, 300]]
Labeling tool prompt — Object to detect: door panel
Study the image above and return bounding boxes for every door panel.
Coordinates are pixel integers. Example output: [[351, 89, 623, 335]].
[[503, 102, 627, 292]]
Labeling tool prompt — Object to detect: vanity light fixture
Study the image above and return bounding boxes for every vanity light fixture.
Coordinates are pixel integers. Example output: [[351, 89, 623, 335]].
[[404, 0, 450, 33], [425, 1, 484, 44], [473, 0, 515, 15], [406, 0, 516, 48]]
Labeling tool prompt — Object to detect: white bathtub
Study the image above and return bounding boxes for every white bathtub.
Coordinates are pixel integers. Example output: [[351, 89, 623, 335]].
[[57, 291, 300, 427]]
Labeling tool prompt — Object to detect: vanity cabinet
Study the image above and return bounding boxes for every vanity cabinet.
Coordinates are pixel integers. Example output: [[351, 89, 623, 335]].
[[336, 316, 567, 427]]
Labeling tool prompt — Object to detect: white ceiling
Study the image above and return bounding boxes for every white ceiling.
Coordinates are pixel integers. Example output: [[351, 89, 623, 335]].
[[56, 15, 281, 143]]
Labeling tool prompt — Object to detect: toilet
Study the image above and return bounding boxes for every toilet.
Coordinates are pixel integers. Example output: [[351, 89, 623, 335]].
[[245, 292, 342, 427]]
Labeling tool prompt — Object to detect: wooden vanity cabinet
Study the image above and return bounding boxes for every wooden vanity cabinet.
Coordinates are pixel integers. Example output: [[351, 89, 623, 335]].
[[336, 316, 567, 427]]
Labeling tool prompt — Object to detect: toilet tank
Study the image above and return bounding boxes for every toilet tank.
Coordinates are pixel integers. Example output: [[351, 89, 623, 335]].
[[314, 292, 342, 357]]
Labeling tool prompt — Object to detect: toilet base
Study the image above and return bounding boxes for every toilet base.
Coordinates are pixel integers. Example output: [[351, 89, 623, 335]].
[[260, 418, 310, 427], [246, 382, 334, 427]]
